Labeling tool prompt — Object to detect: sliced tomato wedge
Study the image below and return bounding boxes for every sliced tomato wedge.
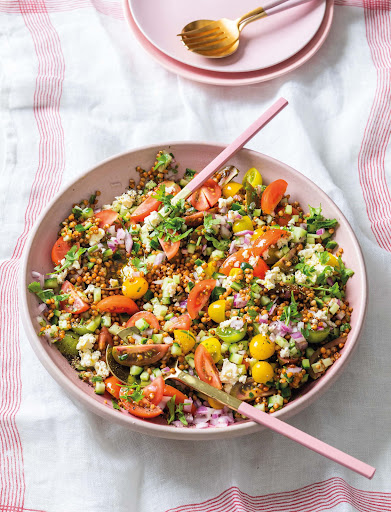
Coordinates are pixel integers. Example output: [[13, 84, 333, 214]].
[[119, 398, 163, 419], [60, 281, 90, 314], [96, 295, 139, 315], [189, 180, 221, 211], [130, 181, 181, 224], [159, 231, 180, 260], [219, 249, 248, 276], [194, 344, 222, 389], [126, 311, 160, 330], [187, 279, 216, 319], [51, 237, 78, 266], [112, 344, 170, 366], [143, 376, 164, 406], [252, 229, 290, 257], [276, 206, 300, 227], [163, 384, 197, 414], [184, 211, 206, 226], [251, 254, 270, 279], [95, 209, 118, 228], [105, 376, 122, 399], [172, 314, 192, 330], [261, 179, 288, 214]]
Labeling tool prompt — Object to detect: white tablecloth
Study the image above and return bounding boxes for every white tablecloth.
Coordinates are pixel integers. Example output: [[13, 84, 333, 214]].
[[1, 1, 391, 511]]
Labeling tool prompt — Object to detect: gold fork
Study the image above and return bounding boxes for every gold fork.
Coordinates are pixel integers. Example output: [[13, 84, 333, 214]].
[[178, 0, 314, 58]]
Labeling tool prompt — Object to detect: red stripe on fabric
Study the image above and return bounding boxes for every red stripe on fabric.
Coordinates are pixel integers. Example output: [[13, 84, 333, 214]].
[[357, 0, 391, 251], [0, 0, 65, 509], [166, 479, 391, 512], [0, 0, 124, 18]]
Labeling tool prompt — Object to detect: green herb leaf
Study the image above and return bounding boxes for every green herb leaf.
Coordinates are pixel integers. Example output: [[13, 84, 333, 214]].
[[92, 375, 103, 383], [153, 151, 172, 171], [111, 399, 121, 410], [52, 245, 87, 274], [280, 292, 300, 325], [336, 257, 354, 285], [306, 204, 338, 234], [167, 396, 176, 425], [132, 242, 141, 254], [176, 402, 188, 426], [318, 252, 330, 265], [185, 168, 196, 179], [204, 234, 230, 252]]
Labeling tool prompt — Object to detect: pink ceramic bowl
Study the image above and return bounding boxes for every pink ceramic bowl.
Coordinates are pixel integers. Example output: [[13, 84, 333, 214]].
[[20, 142, 367, 440]]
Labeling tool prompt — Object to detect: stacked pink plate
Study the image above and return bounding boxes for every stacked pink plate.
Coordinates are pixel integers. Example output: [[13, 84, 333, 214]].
[[122, 0, 334, 86]]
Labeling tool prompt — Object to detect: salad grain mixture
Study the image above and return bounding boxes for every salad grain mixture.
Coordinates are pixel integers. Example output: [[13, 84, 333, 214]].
[[29, 151, 354, 428]]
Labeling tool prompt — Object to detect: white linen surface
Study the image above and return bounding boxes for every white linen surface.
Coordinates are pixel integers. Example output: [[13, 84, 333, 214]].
[[1, 2, 390, 512]]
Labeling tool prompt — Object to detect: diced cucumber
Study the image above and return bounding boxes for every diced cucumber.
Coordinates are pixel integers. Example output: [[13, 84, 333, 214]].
[[231, 282, 243, 292], [260, 295, 271, 306], [140, 371, 150, 382], [58, 313, 71, 331], [254, 403, 266, 412], [185, 354, 195, 368], [165, 313, 174, 320], [153, 304, 168, 318], [153, 368, 162, 378], [171, 343, 182, 356], [212, 272, 226, 279], [253, 209, 261, 217], [102, 249, 113, 261], [275, 335, 289, 349], [152, 333, 163, 343], [285, 204, 293, 215], [321, 232, 332, 240], [326, 240, 338, 250], [322, 357, 333, 368], [143, 303, 153, 312], [150, 297, 160, 306], [135, 318, 150, 331], [127, 375, 137, 385], [329, 302, 340, 315], [210, 250, 225, 261], [229, 353, 243, 365], [307, 237, 316, 245], [237, 364, 246, 375], [55, 332, 79, 357], [302, 358, 310, 370], [108, 323, 123, 336], [306, 347, 315, 358], [161, 297, 171, 305], [94, 381, 106, 395], [187, 244, 196, 254], [229, 343, 240, 354], [291, 214, 299, 223], [301, 374, 309, 383], [71, 315, 101, 335], [173, 275, 180, 285], [44, 277, 59, 289], [281, 387, 291, 398], [221, 342, 230, 353], [290, 226, 307, 243], [93, 287, 101, 303], [101, 314, 112, 327], [268, 394, 284, 410], [307, 327, 330, 344], [311, 361, 324, 374], [129, 365, 143, 376]]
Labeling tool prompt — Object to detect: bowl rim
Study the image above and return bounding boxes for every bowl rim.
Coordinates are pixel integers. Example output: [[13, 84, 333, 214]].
[[20, 141, 368, 440]]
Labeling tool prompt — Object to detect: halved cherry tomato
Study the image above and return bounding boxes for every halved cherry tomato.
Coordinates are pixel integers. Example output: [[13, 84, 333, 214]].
[[126, 311, 160, 331], [119, 398, 163, 419], [130, 181, 181, 223], [194, 344, 222, 389], [253, 229, 289, 257], [105, 376, 121, 399], [163, 384, 197, 414], [251, 255, 270, 279], [276, 206, 300, 227], [187, 279, 216, 319], [159, 231, 180, 260], [184, 211, 206, 226], [60, 281, 90, 314], [96, 295, 139, 315], [95, 209, 118, 228], [143, 376, 164, 406], [112, 344, 170, 366], [51, 237, 77, 266], [189, 180, 221, 211], [165, 314, 192, 331], [219, 249, 248, 276], [261, 179, 288, 214]]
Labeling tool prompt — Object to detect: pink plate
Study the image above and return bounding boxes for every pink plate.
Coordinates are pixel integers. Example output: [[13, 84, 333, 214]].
[[20, 142, 367, 440], [129, 0, 326, 73], [122, 0, 334, 86]]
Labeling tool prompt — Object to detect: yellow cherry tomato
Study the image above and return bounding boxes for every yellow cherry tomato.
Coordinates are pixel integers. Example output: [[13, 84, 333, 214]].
[[208, 300, 226, 324], [201, 337, 222, 363], [229, 268, 242, 278], [252, 227, 265, 241], [252, 361, 274, 384], [327, 253, 339, 267], [174, 330, 196, 354], [233, 215, 253, 234], [222, 181, 243, 198], [205, 260, 217, 278], [249, 334, 275, 360], [242, 167, 262, 188], [122, 277, 148, 300], [207, 397, 224, 409]]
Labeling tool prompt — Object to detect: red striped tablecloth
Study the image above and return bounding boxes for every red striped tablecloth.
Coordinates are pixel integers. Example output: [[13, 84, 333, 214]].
[[0, 1, 390, 511]]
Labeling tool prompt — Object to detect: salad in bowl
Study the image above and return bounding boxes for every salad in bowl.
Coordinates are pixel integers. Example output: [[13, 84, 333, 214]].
[[27, 150, 355, 430]]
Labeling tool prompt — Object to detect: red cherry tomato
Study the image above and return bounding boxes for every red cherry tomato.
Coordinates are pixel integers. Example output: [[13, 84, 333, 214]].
[[95, 209, 118, 228], [143, 376, 165, 406], [126, 311, 160, 331], [261, 179, 288, 214], [172, 314, 192, 330], [187, 279, 216, 319], [60, 281, 90, 314], [105, 376, 122, 399], [119, 398, 163, 419], [194, 344, 222, 389], [184, 211, 207, 226], [159, 231, 180, 260], [276, 206, 300, 227], [252, 229, 290, 257], [163, 384, 197, 414], [130, 181, 181, 223], [251, 254, 270, 279], [189, 180, 221, 211], [96, 295, 139, 315], [51, 237, 78, 266]]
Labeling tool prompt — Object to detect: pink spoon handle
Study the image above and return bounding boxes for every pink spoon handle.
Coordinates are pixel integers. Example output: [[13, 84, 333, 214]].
[[173, 97, 288, 204], [238, 402, 376, 479]]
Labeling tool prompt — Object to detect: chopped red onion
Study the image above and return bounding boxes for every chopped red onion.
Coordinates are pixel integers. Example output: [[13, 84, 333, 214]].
[[108, 225, 116, 236], [172, 420, 185, 428], [300, 223, 307, 230], [268, 303, 276, 315], [185, 413, 194, 423], [278, 321, 293, 334], [258, 314, 268, 323], [153, 279, 164, 285], [37, 302, 48, 314], [32, 271, 44, 288], [107, 239, 118, 251], [233, 294, 248, 308], [188, 368, 194, 376], [158, 396, 171, 409], [93, 208, 102, 214], [116, 228, 125, 241], [210, 417, 229, 427], [143, 328, 153, 338], [295, 339, 308, 351], [124, 230, 133, 253], [229, 241, 237, 254], [183, 399, 193, 413], [195, 422, 210, 429], [196, 406, 209, 414], [162, 367, 171, 374], [153, 252, 165, 266], [286, 366, 302, 374], [181, 249, 188, 255], [336, 311, 345, 320], [327, 277, 334, 286], [234, 230, 254, 236], [179, 300, 188, 308], [221, 225, 231, 239], [316, 228, 325, 235], [290, 331, 305, 340], [211, 410, 223, 419]]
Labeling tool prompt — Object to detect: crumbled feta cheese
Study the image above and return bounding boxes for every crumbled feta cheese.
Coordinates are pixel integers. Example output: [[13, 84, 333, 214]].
[[298, 243, 324, 260], [80, 350, 101, 368], [227, 210, 238, 224], [165, 281, 177, 297], [295, 270, 307, 285], [222, 275, 235, 289], [312, 309, 328, 321], [257, 323, 269, 336], [280, 347, 290, 359], [63, 235, 71, 242], [219, 359, 239, 390], [165, 185, 176, 194], [115, 189, 137, 208], [109, 278, 119, 288], [219, 316, 244, 331], [94, 360, 110, 378], [249, 255, 259, 267], [70, 259, 80, 270], [50, 269, 67, 284], [195, 266, 204, 276], [238, 375, 247, 384], [89, 228, 105, 246], [218, 196, 234, 209], [77, 333, 96, 351], [260, 267, 286, 290], [85, 284, 95, 294], [277, 232, 291, 248], [144, 211, 161, 229]]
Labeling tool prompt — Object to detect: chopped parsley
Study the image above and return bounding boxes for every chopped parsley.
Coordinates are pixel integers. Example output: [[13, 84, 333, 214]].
[[153, 151, 172, 171], [340, 323, 351, 332], [132, 242, 141, 254], [280, 292, 300, 325], [28, 281, 69, 306], [204, 234, 230, 251], [52, 245, 87, 274], [111, 399, 121, 410], [92, 375, 103, 383], [318, 252, 330, 265], [306, 205, 338, 234], [132, 257, 148, 274], [166, 395, 188, 426], [185, 168, 196, 179], [336, 257, 354, 285], [120, 383, 144, 403]]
